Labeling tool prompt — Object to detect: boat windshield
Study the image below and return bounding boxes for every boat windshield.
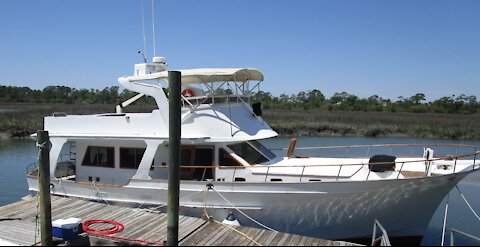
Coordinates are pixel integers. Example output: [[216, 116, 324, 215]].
[[227, 140, 276, 165]]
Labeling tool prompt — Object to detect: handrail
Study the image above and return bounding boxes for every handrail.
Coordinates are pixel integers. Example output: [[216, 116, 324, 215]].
[[153, 151, 480, 173], [270, 143, 480, 151], [149, 150, 478, 182], [372, 219, 391, 246], [450, 228, 480, 246], [151, 150, 479, 170]]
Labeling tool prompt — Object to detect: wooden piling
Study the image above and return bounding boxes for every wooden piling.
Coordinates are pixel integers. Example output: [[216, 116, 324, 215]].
[[37, 130, 53, 246], [167, 71, 181, 246]]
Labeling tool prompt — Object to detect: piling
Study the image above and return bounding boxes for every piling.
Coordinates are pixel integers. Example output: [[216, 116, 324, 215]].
[[167, 71, 181, 246], [37, 130, 53, 246]]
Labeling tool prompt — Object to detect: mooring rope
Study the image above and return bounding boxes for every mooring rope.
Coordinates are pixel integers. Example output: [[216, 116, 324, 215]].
[[212, 188, 279, 233], [90, 182, 110, 206], [201, 186, 263, 246], [212, 219, 263, 246], [455, 185, 480, 222]]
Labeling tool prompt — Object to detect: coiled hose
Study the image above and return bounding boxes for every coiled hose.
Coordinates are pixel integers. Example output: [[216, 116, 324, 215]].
[[83, 219, 163, 245]]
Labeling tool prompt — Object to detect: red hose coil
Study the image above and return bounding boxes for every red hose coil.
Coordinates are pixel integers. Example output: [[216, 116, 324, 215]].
[[83, 219, 163, 245]]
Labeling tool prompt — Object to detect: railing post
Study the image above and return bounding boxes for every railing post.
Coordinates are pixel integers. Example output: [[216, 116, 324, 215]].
[[336, 165, 343, 181], [473, 152, 477, 171], [453, 158, 458, 173], [265, 167, 270, 182], [300, 166, 306, 182], [232, 167, 237, 182], [397, 162, 404, 179]]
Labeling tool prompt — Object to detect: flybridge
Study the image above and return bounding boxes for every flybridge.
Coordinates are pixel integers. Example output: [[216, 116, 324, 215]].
[[117, 56, 265, 115]]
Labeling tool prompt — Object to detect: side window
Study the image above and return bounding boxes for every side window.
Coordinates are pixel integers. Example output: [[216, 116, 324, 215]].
[[219, 148, 243, 168], [120, 148, 146, 169], [82, 146, 114, 168]]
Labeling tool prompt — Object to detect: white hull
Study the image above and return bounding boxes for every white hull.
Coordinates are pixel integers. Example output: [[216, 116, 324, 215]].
[[27, 169, 475, 241]]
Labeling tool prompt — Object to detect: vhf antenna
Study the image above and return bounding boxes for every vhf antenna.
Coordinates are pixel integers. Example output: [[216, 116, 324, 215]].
[[137, 49, 147, 63]]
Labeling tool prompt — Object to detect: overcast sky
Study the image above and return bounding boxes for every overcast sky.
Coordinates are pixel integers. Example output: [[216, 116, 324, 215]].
[[0, 0, 478, 101]]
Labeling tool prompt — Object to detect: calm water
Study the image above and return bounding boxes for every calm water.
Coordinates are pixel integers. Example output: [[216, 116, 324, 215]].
[[1, 137, 479, 245]]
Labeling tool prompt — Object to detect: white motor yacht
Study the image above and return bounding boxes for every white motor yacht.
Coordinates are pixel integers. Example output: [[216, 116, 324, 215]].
[[27, 57, 480, 245]]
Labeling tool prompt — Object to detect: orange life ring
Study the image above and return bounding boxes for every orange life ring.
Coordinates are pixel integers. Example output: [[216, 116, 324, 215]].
[[181, 89, 195, 97]]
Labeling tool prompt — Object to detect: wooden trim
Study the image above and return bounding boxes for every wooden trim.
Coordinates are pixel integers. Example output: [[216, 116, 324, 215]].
[[218, 148, 245, 169], [77, 181, 125, 187]]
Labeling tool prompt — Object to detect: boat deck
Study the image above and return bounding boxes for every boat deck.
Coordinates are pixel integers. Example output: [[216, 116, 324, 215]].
[[0, 195, 362, 246]]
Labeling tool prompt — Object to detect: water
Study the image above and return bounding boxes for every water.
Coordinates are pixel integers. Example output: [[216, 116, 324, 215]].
[[0, 109, 17, 113], [0, 139, 36, 206], [1, 137, 479, 245]]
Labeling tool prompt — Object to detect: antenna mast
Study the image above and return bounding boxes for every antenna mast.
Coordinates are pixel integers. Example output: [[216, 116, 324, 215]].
[[152, 0, 157, 57], [141, 0, 148, 61]]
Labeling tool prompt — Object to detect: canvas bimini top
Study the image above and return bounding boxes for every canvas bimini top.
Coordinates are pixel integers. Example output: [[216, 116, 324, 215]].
[[122, 68, 264, 84]]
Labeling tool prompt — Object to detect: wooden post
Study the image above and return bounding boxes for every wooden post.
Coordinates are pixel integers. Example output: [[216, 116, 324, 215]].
[[167, 71, 181, 246], [37, 130, 53, 246]]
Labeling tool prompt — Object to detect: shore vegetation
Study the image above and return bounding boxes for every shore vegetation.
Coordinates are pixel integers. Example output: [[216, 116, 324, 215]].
[[1, 85, 479, 140]]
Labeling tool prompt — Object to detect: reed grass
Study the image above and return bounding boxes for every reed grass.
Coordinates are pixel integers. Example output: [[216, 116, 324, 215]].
[[1, 103, 479, 140], [264, 109, 480, 140]]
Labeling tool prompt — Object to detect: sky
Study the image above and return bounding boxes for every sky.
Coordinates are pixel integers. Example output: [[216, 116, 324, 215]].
[[0, 0, 479, 101]]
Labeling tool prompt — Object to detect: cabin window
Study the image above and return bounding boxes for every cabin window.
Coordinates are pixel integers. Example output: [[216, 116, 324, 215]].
[[219, 148, 243, 168], [227, 142, 269, 165], [82, 146, 114, 168], [180, 146, 214, 181], [120, 148, 146, 169]]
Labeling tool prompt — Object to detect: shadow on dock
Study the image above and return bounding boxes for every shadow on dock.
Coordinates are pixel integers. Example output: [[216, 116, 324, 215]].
[[0, 196, 362, 246]]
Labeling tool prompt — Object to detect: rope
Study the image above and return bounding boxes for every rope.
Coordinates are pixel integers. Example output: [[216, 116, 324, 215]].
[[212, 188, 279, 233], [134, 189, 205, 214], [33, 141, 47, 245], [201, 186, 262, 246], [91, 182, 110, 205], [212, 220, 263, 246], [455, 185, 480, 222], [83, 219, 163, 246], [34, 191, 40, 245], [202, 188, 211, 220]]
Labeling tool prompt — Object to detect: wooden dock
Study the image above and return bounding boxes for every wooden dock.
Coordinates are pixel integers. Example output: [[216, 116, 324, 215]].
[[0, 196, 361, 246]]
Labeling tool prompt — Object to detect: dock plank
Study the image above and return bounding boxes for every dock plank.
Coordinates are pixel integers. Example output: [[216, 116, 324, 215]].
[[0, 195, 362, 246]]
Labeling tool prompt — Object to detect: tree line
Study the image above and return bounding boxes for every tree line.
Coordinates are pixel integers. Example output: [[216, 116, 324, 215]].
[[0, 85, 153, 105], [252, 90, 479, 114], [1, 85, 479, 114]]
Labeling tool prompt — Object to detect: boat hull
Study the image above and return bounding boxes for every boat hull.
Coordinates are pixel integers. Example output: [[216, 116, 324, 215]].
[[27, 170, 475, 242]]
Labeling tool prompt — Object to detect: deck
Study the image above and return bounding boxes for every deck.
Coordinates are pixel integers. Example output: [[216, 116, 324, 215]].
[[0, 196, 361, 246]]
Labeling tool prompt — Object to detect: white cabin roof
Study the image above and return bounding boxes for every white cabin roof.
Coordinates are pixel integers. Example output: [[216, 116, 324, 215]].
[[122, 68, 264, 84]]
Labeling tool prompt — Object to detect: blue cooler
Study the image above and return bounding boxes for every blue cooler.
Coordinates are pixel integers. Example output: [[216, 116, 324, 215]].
[[52, 218, 83, 241]]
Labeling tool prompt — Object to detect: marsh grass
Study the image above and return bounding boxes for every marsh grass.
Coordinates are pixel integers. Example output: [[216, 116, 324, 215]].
[[0, 103, 156, 138], [264, 109, 480, 140], [1, 103, 479, 140]]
